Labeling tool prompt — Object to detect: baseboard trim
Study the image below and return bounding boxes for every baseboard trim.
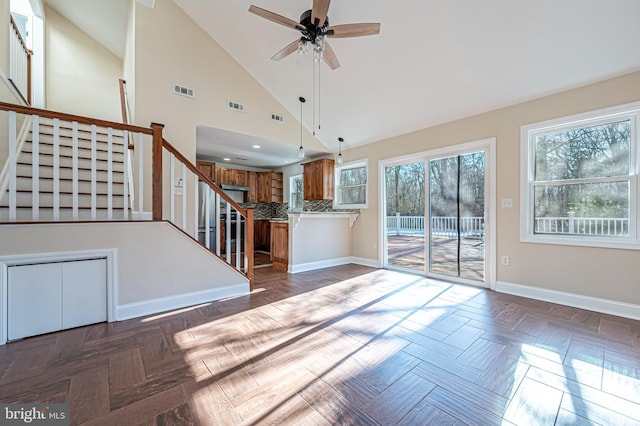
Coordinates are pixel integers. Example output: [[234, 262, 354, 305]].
[[116, 283, 249, 321], [289, 257, 352, 274], [349, 257, 382, 268], [495, 281, 640, 321]]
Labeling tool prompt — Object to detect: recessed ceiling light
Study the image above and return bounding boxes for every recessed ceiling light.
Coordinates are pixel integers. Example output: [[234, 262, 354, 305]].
[[223, 157, 231, 161], [252, 145, 261, 149]]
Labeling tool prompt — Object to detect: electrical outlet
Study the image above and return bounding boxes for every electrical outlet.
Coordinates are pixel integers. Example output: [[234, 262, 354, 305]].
[[174, 186, 184, 196], [501, 198, 513, 208], [501, 256, 510, 266]]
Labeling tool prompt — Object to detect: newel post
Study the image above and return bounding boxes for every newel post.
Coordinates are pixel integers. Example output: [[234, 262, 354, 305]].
[[151, 123, 164, 221], [245, 208, 255, 291]]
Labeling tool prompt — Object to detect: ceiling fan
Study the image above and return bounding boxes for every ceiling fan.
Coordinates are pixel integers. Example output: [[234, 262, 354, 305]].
[[248, 0, 381, 70]]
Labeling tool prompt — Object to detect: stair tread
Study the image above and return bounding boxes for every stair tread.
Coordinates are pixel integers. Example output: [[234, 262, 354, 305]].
[[24, 140, 128, 154], [21, 150, 125, 161], [15, 175, 123, 183]]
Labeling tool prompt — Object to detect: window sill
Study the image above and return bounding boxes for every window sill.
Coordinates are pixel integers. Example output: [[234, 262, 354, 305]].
[[520, 234, 640, 251]]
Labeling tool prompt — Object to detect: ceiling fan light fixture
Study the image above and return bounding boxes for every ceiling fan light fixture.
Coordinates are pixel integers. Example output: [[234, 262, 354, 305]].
[[297, 39, 309, 55]]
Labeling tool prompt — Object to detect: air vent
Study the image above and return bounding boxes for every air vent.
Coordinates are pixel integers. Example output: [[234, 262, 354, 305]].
[[271, 113, 284, 123], [227, 100, 245, 112], [173, 83, 195, 98]]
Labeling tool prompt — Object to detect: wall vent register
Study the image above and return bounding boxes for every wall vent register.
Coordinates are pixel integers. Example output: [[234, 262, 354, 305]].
[[173, 83, 195, 98]]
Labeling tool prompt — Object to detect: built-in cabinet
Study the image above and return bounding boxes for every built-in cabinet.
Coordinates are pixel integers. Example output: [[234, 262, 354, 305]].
[[247, 171, 258, 203], [7, 258, 107, 340], [216, 167, 248, 187], [303, 158, 334, 201], [196, 161, 215, 182], [270, 222, 288, 271], [254, 220, 271, 251], [257, 172, 283, 203]]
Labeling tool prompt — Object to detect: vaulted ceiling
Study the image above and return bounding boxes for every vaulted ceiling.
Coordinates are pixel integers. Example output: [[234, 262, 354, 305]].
[[45, 0, 640, 163], [176, 0, 640, 153]]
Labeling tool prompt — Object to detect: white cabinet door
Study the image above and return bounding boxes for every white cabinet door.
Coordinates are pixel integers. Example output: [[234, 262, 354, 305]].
[[62, 259, 107, 329], [8, 263, 63, 340]]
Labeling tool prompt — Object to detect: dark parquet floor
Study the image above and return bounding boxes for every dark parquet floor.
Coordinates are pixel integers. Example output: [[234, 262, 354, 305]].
[[0, 265, 639, 425]]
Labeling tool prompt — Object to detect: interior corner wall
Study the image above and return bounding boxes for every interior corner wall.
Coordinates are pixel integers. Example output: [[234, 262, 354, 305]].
[[0, 0, 8, 75], [123, 0, 135, 124], [346, 70, 640, 306], [44, 5, 122, 122], [131, 0, 324, 163]]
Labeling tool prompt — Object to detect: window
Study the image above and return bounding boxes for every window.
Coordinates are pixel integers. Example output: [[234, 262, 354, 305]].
[[334, 160, 368, 209], [520, 102, 639, 249], [289, 175, 303, 211]]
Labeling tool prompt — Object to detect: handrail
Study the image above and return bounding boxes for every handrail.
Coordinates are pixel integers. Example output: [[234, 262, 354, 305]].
[[8, 15, 33, 105], [0, 101, 152, 134], [119, 79, 128, 125], [162, 139, 247, 215], [162, 138, 254, 288], [9, 16, 29, 54], [0, 100, 253, 289]]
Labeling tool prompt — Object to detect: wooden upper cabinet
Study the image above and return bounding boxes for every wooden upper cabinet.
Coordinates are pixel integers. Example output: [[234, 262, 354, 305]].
[[216, 167, 248, 187], [257, 172, 283, 203], [247, 171, 258, 203], [303, 158, 334, 200], [196, 161, 215, 182]]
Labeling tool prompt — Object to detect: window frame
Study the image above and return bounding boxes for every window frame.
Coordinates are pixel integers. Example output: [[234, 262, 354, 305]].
[[289, 174, 303, 211], [334, 159, 368, 209], [520, 101, 640, 250]]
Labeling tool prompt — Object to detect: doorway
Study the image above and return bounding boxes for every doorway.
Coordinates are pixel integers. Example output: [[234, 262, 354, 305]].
[[381, 139, 495, 287]]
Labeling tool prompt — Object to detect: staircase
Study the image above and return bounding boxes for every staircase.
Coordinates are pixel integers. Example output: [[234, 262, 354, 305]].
[[1, 119, 129, 221], [0, 101, 254, 289]]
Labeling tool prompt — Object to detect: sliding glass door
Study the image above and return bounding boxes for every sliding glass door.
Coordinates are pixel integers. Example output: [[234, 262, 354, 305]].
[[429, 152, 485, 281], [384, 162, 426, 271], [383, 142, 491, 286]]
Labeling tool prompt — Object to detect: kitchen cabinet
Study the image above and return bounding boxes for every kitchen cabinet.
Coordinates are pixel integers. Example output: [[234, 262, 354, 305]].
[[257, 172, 283, 203], [196, 161, 215, 182], [216, 167, 248, 187], [247, 171, 258, 203], [254, 220, 271, 251], [303, 158, 334, 200], [270, 222, 288, 271]]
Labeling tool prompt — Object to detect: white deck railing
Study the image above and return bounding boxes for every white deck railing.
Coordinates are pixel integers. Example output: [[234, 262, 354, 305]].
[[535, 216, 628, 236], [386, 215, 485, 238], [386, 215, 629, 238]]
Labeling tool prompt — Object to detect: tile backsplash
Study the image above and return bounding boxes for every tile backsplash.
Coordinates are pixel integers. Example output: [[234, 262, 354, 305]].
[[241, 200, 358, 220]]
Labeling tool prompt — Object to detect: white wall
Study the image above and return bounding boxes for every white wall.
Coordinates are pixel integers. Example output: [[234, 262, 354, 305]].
[[132, 0, 325, 162], [0, 222, 248, 307], [289, 214, 353, 272], [45, 5, 122, 121]]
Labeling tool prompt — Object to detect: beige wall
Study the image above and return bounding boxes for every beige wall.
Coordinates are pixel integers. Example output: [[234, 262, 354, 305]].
[[123, 0, 135, 123], [0, 222, 247, 305], [45, 5, 122, 121], [345, 71, 640, 305], [132, 0, 324, 162]]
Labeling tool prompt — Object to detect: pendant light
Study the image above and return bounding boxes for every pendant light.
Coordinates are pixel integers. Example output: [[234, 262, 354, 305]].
[[337, 137, 344, 164], [298, 96, 306, 158]]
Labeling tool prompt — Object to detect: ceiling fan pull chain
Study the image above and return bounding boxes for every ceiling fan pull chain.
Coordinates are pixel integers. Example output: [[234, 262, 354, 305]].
[[318, 60, 321, 131]]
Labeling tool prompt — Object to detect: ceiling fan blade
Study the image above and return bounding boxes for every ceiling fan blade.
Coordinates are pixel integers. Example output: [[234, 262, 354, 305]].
[[271, 40, 299, 61], [311, 0, 331, 27], [326, 23, 381, 38], [249, 5, 304, 31], [322, 42, 340, 70]]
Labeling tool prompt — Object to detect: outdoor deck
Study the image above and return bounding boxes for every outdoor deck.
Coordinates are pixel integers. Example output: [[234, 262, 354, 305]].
[[387, 235, 485, 282]]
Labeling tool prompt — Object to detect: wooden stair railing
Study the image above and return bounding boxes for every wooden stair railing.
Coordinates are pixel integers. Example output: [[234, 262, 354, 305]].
[[0, 101, 254, 288], [9, 15, 32, 105]]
